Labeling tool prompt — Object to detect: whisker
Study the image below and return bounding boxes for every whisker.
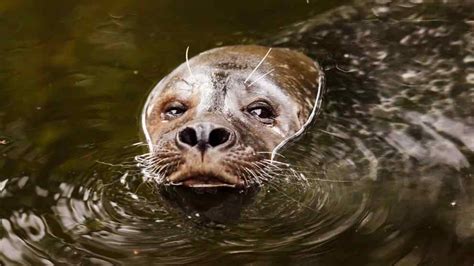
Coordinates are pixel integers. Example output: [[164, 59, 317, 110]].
[[130, 141, 149, 147], [244, 47, 272, 84], [262, 159, 291, 167], [316, 129, 350, 139], [135, 146, 182, 186], [256, 151, 286, 158], [95, 160, 136, 168], [242, 166, 260, 186], [246, 69, 274, 87], [185, 46, 195, 80]]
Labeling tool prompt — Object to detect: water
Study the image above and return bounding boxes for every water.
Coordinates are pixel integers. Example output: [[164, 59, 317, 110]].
[[1, 0, 473, 265]]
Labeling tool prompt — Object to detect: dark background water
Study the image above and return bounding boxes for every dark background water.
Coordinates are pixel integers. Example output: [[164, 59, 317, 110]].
[[1, 0, 473, 265]]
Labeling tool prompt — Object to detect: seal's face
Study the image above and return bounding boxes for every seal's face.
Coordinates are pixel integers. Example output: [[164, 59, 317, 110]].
[[141, 45, 322, 188]]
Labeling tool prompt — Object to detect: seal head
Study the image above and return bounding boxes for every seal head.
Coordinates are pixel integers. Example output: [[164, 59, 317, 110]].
[[141, 45, 323, 188]]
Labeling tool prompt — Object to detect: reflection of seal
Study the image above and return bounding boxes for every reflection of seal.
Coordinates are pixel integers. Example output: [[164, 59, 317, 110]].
[[160, 186, 258, 224], [141, 45, 323, 188]]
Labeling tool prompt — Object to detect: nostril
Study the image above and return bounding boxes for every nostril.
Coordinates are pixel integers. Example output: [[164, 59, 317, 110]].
[[209, 128, 231, 147], [178, 127, 198, 147]]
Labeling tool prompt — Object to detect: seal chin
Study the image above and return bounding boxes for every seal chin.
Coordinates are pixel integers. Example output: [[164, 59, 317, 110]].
[[168, 170, 245, 188]]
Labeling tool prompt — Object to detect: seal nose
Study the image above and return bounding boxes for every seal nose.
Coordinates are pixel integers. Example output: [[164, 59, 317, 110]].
[[177, 123, 234, 152]]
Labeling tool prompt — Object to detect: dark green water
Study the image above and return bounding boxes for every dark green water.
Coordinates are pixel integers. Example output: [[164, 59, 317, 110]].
[[1, 0, 473, 265]]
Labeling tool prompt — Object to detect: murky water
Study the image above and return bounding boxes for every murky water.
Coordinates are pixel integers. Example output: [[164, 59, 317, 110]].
[[1, 0, 473, 265]]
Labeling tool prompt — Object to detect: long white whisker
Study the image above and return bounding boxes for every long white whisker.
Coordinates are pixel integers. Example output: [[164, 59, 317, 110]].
[[185, 46, 195, 79], [246, 69, 274, 87], [256, 151, 286, 158], [244, 47, 272, 84], [263, 159, 290, 167]]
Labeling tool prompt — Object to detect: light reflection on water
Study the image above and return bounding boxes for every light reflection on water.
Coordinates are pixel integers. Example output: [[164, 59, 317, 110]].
[[1, 0, 473, 264]]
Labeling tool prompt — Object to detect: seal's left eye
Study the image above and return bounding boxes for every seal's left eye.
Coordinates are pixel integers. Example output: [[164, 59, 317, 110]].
[[162, 102, 187, 120], [247, 101, 276, 124]]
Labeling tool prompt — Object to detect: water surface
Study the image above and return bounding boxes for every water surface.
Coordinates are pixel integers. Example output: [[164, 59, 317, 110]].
[[1, 0, 473, 265]]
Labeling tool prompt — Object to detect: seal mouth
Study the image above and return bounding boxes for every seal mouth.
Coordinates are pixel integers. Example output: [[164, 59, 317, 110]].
[[170, 173, 244, 188], [178, 175, 236, 188]]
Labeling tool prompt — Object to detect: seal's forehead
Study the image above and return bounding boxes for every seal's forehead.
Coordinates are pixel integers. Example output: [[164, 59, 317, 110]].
[[195, 45, 315, 72], [192, 45, 322, 98]]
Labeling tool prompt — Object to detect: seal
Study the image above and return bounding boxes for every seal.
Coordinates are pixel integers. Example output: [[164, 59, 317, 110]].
[[140, 45, 323, 188]]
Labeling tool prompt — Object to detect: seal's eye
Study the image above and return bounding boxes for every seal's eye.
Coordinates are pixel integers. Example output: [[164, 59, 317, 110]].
[[162, 102, 187, 120], [247, 101, 276, 124]]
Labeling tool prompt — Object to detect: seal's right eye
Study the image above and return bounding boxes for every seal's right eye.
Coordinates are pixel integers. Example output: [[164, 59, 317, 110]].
[[162, 102, 187, 120]]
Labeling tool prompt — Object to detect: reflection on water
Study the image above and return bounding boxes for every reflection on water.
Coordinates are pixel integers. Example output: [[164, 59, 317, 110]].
[[1, 0, 473, 264]]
